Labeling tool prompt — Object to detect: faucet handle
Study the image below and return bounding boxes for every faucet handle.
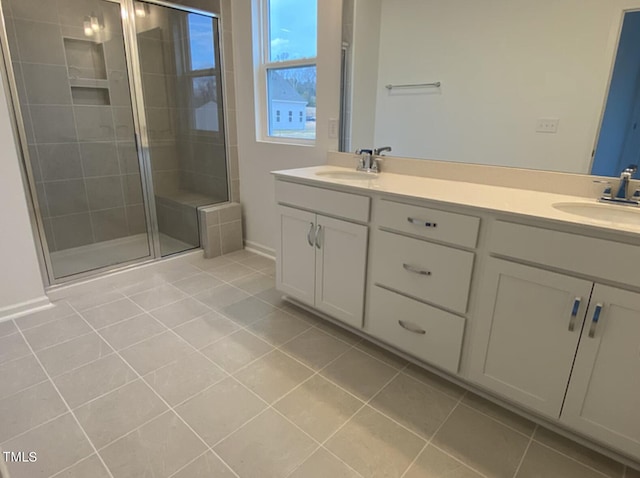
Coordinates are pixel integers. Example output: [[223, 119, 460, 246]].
[[374, 146, 392, 156], [593, 179, 611, 197]]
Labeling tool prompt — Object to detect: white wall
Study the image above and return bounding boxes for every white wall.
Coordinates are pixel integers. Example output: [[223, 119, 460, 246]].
[[232, 0, 343, 253], [0, 73, 48, 319], [362, 0, 640, 173]]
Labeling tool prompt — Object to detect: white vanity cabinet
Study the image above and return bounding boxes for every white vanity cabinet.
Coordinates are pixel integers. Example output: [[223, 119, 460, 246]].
[[562, 284, 640, 459], [275, 181, 370, 328], [469, 258, 593, 418], [470, 221, 640, 459]]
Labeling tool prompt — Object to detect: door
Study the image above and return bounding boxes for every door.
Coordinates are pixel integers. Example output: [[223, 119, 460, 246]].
[[276, 206, 316, 306], [1, 0, 153, 280], [315, 214, 368, 328], [562, 284, 640, 460], [133, 2, 228, 257], [469, 259, 593, 419]]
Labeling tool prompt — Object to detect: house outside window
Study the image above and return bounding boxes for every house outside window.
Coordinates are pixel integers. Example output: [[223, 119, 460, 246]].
[[258, 0, 317, 142]]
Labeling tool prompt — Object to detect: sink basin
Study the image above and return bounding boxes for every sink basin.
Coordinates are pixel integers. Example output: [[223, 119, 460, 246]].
[[553, 202, 640, 226], [315, 170, 377, 181]]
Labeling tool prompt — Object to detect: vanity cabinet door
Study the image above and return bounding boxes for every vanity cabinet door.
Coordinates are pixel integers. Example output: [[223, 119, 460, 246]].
[[315, 215, 368, 328], [276, 206, 317, 307], [561, 285, 640, 460], [469, 258, 592, 419]]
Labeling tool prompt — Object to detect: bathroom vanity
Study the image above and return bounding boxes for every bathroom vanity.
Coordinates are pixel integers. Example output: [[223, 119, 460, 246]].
[[272, 162, 640, 466]]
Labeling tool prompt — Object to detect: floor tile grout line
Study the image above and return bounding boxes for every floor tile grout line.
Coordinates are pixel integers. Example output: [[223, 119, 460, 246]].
[[283, 443, 366, 478], [9, 322, 117, 478], [532, 438, 618, 478], [54, 374, 142, 415], [0, 411, 69, 448], [48, 452, 109, 478], [75, 295, 141, 314], [399, 390, 470, 478], [84, 310, 151, 332], [166, 448, 238, 478], [318, 364, 408, 448], [397, 367, 466, 401], [0, 377, 51, 403], [67, 303, 243, 478], [454, 401, 534, 440], [511, 424, 537, 478], [12, 311, 79, 333]]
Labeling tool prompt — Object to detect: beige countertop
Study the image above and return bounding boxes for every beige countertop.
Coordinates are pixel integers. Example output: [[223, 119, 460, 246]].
[[272, 165, 640, 238]]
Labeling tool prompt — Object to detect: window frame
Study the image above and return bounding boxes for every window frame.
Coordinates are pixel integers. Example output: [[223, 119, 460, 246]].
[[183, 13, 223, 137], [256, 0, 317, 145]]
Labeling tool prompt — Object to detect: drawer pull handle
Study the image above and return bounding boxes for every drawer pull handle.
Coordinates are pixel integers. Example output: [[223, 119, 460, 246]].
[[407, 217, 437, 228], [307, 222, 315, 247], [398, 320, 426, 335], [588, 303, 603, 338], [568, 297, 581, 332], [315, 225, 322, 249], [402, 263, 431, 276]]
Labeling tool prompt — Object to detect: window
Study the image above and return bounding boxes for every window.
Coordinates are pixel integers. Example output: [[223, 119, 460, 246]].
[[186, 13, 221, 133], [259, 0, 317, 141]]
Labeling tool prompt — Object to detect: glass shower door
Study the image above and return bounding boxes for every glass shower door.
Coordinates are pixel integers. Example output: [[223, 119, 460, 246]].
[[134, 1, 228, 257], [3, 0, 152, 279]]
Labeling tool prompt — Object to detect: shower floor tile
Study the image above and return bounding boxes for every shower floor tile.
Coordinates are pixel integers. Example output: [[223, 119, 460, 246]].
[[1, 250, 636, 478]]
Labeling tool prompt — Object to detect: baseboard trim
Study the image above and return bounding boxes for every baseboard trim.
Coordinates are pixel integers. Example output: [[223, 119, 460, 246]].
[[244, 240, 275, 259], [0, 296, 52, 322]]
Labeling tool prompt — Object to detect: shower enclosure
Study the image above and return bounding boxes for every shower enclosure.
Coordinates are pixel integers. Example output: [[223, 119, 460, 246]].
[[0, 0, 229, 284]]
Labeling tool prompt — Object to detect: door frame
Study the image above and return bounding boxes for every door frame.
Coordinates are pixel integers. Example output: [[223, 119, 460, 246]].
[[0, 0, 226, 287]]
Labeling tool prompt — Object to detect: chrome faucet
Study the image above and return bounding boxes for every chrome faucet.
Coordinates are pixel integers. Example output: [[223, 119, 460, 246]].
[[355, 149, 378, 173], [355, 146, 392, 173], [600, 165, 639, 205]]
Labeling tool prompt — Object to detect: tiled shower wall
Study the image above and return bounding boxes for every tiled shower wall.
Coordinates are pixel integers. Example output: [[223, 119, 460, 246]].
[[4, 0, 147, 252]]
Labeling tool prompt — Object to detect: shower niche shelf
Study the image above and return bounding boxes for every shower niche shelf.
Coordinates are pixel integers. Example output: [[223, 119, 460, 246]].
[[63, 38, 107, 80], [71, 86, 111, 106]]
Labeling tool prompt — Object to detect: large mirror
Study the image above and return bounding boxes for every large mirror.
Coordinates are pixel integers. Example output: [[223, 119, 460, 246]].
[[340, 0, 640, 176]]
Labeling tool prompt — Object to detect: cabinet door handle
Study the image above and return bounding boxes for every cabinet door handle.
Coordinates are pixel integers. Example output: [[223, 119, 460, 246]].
[[588, 303, 603, 338], [568, 297, 581, 332], [398, 320, 426, 335], [402, 263, 431, 276], [407, 217, 437, 228], [315, 225, 322, 249], [307, 222, 315, 247]]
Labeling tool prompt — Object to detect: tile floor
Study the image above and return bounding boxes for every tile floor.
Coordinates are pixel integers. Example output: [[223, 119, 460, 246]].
[[0, 250, 638, 478]]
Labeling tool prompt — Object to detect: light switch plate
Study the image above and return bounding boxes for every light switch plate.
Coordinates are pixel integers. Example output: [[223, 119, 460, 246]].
[[536, 118, 559, 133], [328, 118, 339, 138]]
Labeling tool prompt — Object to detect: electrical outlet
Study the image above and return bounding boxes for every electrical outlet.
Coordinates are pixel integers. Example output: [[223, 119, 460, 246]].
[[328, 118, 339, 139], [536, 118, 559, 133]]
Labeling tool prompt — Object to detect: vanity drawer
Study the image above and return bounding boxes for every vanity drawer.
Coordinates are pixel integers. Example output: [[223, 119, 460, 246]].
[[372, 230, 474, 314], [275, 180, 370, 223], [377, 199, 480, 248], [367, 286, 465, 373], [491, 221, 640, 288]]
